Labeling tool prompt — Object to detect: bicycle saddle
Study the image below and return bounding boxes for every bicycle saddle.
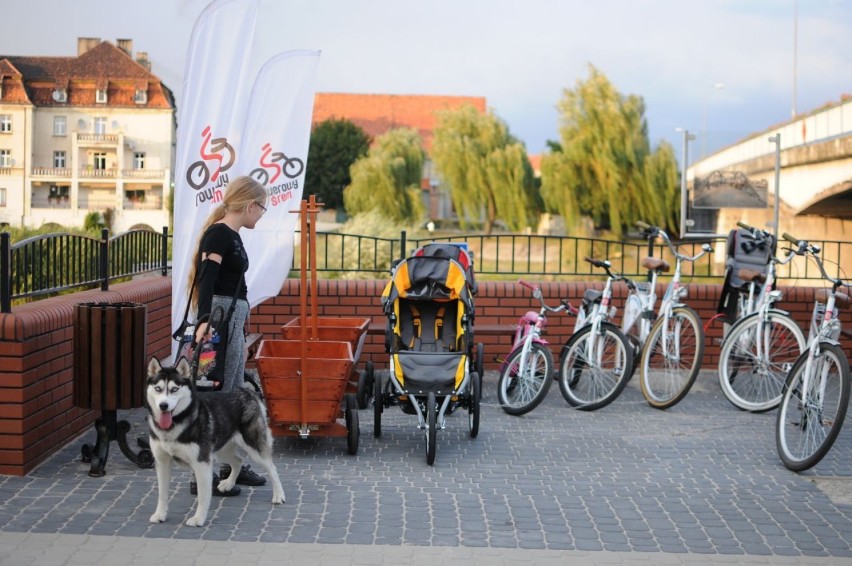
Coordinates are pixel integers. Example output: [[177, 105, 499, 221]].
[[737, 268, 767, 284], [641, 257, 670, 272], [582, 289, 603, 304]]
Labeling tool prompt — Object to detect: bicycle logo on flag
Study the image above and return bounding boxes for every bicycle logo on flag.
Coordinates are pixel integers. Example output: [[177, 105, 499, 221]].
[[249, 142, 305, 207], [249, 142, 304, 185], [185, 126, 236, 191]]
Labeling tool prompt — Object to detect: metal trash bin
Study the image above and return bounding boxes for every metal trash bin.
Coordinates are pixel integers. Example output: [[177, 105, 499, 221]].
[[73, 302, 153, 476]]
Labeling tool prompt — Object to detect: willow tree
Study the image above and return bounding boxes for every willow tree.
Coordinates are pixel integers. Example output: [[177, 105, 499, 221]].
[[431, 105, 537, 234], [541, 65, 677, 238], [343, 128, 425, 223]]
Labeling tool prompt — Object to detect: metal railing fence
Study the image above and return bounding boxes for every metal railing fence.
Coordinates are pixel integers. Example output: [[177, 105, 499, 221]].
[[1, 227, 169, 312], [3, 227, 851, 312]]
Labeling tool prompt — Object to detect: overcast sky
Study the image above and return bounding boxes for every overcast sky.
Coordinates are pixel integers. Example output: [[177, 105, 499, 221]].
[[3, 0, 850, 158]]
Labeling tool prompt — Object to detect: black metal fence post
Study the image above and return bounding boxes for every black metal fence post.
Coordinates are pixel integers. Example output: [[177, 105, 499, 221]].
[[1, 232, 10, 313], [161, 226, 169, 276], [100, 228, 109, 291], [400, 230, 407, 261]]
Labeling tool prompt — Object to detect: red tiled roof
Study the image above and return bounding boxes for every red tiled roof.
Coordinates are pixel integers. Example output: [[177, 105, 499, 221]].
[[312, 93, 486, 153], [0, 41, 173, 109]]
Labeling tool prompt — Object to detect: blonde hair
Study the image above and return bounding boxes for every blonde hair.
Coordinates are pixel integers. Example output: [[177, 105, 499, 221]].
[[186, 175, 267, 310]]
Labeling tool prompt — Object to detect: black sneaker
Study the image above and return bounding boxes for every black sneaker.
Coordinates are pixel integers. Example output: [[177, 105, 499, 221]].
[[190, 474, 241, 496], [220, 464, 267, 486]]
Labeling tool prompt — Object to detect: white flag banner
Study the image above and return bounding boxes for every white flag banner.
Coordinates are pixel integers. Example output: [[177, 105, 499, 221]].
[[238, 50, 321, 306], [171, 0, 260, 342]]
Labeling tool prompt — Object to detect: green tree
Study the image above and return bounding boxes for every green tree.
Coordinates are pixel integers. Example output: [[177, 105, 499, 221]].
[[540, 65, 678, 238], [644, 141, 680, 234], [431, 105, 537, 234], [305, 118, 371, 211], [343, 128, 425, 223]]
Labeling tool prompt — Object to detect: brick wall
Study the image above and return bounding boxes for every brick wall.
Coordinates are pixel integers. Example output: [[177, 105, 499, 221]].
[[0, 277, 847, 476], [0, 277, 172, 476], [255, 280, 849, 372]]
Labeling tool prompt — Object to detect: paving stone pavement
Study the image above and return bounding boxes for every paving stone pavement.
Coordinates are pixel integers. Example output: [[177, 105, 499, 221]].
[[0, 370, 850, 564]]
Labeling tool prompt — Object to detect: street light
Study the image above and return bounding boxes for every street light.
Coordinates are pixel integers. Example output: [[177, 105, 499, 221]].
[[701, 82, 726, 157], [678, 128, 696, 239]]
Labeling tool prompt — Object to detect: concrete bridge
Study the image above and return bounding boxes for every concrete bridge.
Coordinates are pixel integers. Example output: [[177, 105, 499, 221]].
[[686, 96, 852, 235]]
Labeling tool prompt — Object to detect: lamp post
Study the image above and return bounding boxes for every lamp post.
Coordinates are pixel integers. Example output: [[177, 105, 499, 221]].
[[678, 128, 696, 239], [701, 82, 726, 158]]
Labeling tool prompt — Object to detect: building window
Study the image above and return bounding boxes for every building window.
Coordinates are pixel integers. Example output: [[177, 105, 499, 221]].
[[54, 116, 67, 136], [134, 89, 147, 104], [96, 89, 107, 103], [54, 151, 66, 169], [93, 152, 106, 170], [0, 115, 11, 133], [133, 152, 145, 169], [52, 89, 67, 103], [0, 188, 5, 207], [94, 117, 107, 135], [0, 150, 11, 168], [49, 185, 69, 201]]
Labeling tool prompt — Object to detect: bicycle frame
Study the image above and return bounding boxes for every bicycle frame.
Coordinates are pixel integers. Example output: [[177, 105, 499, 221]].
[[508, 281, 573, 372], [623, 225, 712, 355]]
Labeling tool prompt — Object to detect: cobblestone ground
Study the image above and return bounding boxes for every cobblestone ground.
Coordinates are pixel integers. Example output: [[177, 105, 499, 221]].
[[0, 370, 850, 559]]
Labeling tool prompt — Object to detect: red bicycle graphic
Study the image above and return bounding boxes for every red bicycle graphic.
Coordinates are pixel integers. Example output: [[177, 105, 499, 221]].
[[185, 126, 236, 190], [249, 142, 304, 185]]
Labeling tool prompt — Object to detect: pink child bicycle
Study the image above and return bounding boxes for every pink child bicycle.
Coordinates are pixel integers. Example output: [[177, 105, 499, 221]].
[[496, 280, 575, 415]]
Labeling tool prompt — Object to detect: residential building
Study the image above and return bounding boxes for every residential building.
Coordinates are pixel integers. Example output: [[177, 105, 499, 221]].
[[312, 93, 487, 221], [0, 38, 175, 232]]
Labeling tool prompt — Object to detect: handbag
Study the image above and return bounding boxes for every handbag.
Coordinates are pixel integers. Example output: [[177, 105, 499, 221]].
[[173, 258, 246, 391]]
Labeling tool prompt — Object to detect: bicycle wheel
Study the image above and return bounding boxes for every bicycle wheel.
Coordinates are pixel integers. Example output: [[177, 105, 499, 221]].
[[558, 322, 632, 411], [776, 342, 850, 472], [639, 306, 704, 409], [496, 343, 554, 416], [718, 311, 805, 412]]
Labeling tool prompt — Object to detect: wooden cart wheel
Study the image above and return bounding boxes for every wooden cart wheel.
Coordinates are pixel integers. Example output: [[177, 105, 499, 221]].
[[373, 371, 383, 438], [345, 394, 359, 455]]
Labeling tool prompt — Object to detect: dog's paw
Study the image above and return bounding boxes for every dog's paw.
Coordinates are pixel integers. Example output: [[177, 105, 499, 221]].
[[149, 510, 168, 523], [271, 492, 285, 505], [217, 476, 237, 492], [186, 515, 206, 527]]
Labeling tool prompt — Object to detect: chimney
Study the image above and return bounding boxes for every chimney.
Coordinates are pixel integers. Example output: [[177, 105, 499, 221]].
[[117, 39, 133, 57], [77, 37, 100, 56], [135, 52, 151, 72]]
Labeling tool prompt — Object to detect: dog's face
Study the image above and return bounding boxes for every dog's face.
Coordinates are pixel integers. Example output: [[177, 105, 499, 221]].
[[146, 357, 194, 431]]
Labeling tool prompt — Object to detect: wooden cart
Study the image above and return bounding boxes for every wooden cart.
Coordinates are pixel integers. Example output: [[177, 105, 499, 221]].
[[254, 196, 369, 454]]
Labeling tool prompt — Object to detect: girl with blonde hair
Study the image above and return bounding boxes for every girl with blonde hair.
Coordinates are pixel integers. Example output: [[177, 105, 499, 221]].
[[186, 175, 269, 494]]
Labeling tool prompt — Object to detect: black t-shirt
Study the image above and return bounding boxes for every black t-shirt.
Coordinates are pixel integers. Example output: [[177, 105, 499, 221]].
[[195, 223, 248, 320]]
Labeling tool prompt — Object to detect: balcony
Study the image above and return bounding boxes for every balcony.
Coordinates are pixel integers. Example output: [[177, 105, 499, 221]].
[[77, 133, 119, 146], [32, 167, 72, 178], [79, 168, 118, 179], [121, 169, 165, 180], [0, 167, 23, 176]]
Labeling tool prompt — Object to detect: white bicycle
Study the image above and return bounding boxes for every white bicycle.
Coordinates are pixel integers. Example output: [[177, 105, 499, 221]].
[[776, 233, 850, 472], [717, 222, 806, 412], [621, 222, 713, 409]]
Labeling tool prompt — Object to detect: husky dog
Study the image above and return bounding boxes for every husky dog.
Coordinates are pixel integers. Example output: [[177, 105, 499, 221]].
[[145, 357, 285, 527]]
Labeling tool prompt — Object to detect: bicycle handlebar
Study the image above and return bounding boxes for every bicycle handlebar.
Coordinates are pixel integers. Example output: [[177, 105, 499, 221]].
[[517, 280, 574, 315], [638, 222, 712, 263], [779, 234, 851, 289]]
